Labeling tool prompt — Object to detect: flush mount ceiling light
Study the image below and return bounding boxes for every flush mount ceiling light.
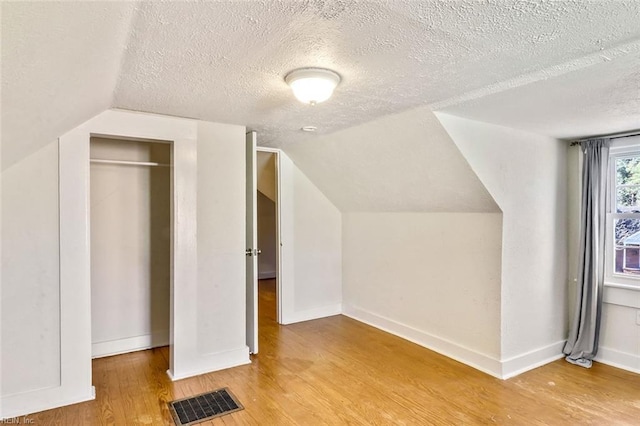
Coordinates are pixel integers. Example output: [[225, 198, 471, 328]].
[[285, 68, 341, 105]]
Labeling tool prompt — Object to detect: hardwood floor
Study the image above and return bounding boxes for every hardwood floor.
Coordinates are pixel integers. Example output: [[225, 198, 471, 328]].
[[29, 279, 640, 425]]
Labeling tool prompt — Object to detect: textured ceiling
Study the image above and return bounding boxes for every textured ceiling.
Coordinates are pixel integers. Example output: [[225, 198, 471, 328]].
[[113, 0, 640, 146], [2, 1, 640, 171], [437, 41, 640, 139]]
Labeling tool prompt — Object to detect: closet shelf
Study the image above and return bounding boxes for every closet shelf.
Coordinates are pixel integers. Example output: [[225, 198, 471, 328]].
[[90, 159, 170, 167]]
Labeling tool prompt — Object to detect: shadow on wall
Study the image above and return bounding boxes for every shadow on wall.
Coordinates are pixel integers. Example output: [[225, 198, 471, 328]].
[[149, 143, 171, 346], [257, 191, 277, 279]]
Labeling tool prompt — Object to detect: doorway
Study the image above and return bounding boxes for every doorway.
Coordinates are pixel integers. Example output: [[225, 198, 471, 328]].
[[256, 150, 279, 324], [246, 139, 283, 355], [89, 137, 171, 369]]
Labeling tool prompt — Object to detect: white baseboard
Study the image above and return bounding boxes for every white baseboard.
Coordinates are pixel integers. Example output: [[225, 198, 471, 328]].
[[92, 330, 169, 358], [258, 270, 276, 279], [342, 304, 503, 378], [596, 346, 640, 374], [282, 303, 342, 325], [500, 341, 565, 379], [343, 304, 565, 380], [167, 346, 251, 381], [1, 386, 95, 420]]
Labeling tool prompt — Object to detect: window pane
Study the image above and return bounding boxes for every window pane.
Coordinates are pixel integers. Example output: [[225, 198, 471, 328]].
[[614, 218, 640, 276], [616, 187, 640, 212], [616, 157, 640, 186]]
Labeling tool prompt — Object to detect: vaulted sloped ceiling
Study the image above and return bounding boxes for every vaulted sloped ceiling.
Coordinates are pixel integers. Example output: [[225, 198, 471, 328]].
[[2, 1, 640, 171], [1, 2, 137, 170], [283, 106, 498, 213]]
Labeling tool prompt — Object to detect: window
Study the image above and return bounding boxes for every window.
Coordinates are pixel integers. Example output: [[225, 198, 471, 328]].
[[606, 137, 640, 286]]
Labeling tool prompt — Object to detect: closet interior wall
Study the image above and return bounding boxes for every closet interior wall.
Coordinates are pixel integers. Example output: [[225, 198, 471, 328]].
[[256, 151, 277, 280], [90, 137, 171, 358]]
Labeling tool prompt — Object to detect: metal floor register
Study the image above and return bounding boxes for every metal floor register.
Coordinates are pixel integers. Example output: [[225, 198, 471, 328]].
[[168, 388, 244, 425]]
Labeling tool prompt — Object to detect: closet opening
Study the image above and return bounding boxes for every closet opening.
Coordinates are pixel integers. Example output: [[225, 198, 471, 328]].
[[89, 136, 172, 369]]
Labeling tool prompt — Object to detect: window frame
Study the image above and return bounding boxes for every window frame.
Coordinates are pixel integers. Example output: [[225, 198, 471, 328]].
[[605, 138, 640, 287]]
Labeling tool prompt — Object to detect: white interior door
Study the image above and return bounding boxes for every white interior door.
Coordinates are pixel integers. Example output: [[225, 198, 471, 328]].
[[246, 131, 258, 354]]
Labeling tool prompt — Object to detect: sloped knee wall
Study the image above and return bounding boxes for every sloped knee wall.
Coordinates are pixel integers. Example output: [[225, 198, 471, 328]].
[[284, 106, 504, 375], [437, 112, 568, 377]]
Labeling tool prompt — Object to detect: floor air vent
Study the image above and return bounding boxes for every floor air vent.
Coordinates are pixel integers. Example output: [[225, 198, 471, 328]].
[[168, 388, 244, 425]]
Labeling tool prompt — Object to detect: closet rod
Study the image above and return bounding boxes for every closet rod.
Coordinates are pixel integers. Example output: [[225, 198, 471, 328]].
[[90, 159, 170, 167]]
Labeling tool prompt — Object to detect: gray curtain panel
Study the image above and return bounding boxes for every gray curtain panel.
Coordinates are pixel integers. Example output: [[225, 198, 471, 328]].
[[564, 138, 610, 368]]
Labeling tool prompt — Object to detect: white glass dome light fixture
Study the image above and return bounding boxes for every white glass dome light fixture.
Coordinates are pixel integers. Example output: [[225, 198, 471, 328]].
[[285, 68, 341, 105]]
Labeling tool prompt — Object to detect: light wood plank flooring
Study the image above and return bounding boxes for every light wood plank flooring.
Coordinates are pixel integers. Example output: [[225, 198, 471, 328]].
[[28, 279, 640, 425]]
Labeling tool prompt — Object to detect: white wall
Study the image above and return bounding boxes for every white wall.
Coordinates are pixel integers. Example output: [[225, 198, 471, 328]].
[[599, 294, 640, 373], [437, 112, 568, 372], [90, 139, 170, 357], [195, 121, 247, 357], [292, 166, 342, 317], [342, 213, 503, 374], [278, 152, 342, 324], [1, 141, 61, 397]]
